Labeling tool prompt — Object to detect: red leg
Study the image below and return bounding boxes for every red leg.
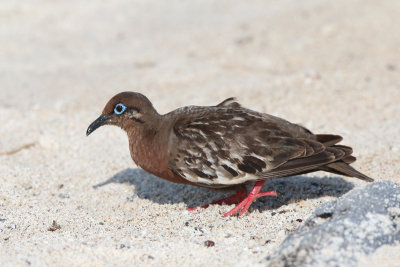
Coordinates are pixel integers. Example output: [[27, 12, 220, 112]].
[[223, 180, 277, 217], [187, 188, 248, 211]]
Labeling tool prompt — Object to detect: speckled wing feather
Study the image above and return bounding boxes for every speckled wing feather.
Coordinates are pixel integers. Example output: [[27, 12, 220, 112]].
[[166, 99, 357, 188]]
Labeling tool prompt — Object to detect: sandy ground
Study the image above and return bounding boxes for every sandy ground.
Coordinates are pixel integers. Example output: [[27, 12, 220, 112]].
[[1, 0, 400, 266]]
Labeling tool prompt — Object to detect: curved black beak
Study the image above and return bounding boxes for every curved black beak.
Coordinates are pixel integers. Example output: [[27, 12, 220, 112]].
[[86, 115, 111, 136]]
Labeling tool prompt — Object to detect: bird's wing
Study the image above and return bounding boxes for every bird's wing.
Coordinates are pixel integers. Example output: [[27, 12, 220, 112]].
[[167, 107, 344, 188]]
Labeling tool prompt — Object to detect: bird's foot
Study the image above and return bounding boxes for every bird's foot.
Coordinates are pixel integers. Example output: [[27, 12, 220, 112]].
[[187, 188, 248, 211], [223, 181, 277, 217]]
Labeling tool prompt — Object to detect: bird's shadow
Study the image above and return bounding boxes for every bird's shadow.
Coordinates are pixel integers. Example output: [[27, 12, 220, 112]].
[[93, 168, 355, 212]]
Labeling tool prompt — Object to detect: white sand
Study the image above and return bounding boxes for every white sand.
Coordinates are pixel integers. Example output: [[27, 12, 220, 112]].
[[1, 0, 399, 266]]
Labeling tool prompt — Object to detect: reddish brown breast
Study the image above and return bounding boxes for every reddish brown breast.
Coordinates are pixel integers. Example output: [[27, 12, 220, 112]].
[[127, 125, 193, 185]]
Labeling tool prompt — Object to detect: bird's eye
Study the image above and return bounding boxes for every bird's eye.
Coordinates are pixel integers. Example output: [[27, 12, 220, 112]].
[[114, 103, 127, 115]]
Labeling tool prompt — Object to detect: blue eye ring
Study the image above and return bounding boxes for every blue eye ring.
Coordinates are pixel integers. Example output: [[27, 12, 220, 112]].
[[114, 103, 127, 115]]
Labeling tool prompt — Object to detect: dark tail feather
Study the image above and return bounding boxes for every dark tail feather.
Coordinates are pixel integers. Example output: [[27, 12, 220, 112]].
[[342, 155, 356, 164], [315, 135, 372, 181], [316, 134, 343, 146], [323, 161, 374, 182], [330, 145, 356, 163]]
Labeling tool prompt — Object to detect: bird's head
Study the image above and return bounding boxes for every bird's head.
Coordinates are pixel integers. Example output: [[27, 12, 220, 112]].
[[86, 92, 159, 136]]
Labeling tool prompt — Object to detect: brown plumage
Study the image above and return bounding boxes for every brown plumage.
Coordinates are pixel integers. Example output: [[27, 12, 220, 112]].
[[87, 92, 373, 216]]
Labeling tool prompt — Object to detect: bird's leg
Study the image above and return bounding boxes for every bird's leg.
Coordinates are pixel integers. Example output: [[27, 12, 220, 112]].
[[187, 188, 248, 211], [223, 180, 277, 217]]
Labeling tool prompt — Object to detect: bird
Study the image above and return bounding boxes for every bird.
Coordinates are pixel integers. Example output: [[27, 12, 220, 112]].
[[86, 92, 373, 217]]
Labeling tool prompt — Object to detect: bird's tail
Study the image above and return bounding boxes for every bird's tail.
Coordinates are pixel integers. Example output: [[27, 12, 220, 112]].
[[316, 134, 374, 182], [321, 161, 374, 182]]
